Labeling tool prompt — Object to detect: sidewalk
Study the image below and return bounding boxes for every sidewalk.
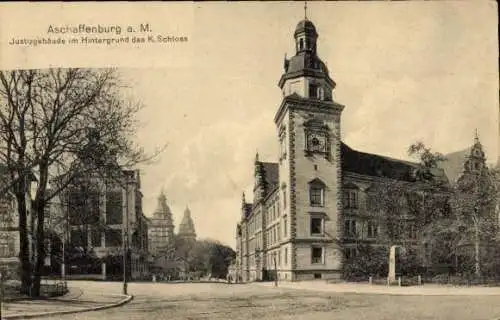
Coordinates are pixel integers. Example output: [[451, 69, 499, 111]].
[[1, 286, 132, 319], [255, 280, 500, 296]]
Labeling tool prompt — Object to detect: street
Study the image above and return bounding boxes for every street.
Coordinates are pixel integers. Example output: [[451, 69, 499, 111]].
[[54, 281, 500, 320]]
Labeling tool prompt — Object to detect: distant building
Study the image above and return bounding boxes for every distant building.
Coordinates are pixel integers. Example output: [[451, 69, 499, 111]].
[[178, 206, 196, 242], [147, 192, 175, 255]]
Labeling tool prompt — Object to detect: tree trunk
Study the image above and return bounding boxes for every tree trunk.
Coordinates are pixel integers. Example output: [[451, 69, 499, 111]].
[[15, 191, 32, 295], [474, 225, 481, 278], [31, 166, 49, 297], [31, 198, 46, 297]]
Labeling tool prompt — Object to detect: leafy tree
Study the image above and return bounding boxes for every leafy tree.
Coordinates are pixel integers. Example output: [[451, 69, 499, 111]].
[[343, 244, 387, 279], [450, 167, 499, 277]]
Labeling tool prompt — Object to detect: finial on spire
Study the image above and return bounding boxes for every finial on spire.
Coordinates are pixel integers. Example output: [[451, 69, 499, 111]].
[[474, 128, 479, 144], [255, 150, 259, 163], [304, 1, 308, 20]]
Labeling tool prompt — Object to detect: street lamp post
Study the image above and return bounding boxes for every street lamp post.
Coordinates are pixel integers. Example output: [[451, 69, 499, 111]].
[[123, 175, 129, 295], [255, 248, 261, 281]]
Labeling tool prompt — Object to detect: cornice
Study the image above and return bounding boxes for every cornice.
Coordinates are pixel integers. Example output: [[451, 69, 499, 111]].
[[274, 95, 344, 125], [278, 69, 335, 88]]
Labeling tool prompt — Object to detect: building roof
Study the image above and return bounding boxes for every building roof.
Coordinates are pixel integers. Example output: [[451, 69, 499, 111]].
[[284, 52, 330, 77], [341, 143, 449, 184], [261, 162, 279, 192], [152, 192, 174, 222], [294, 19, 318, 37], [244, 203, 253, 218], [438, 148, 469, 185]]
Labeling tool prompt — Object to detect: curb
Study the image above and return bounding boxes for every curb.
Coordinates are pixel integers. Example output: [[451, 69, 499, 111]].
[[252, 282, 500, 296], [3, 294, 134, 319]]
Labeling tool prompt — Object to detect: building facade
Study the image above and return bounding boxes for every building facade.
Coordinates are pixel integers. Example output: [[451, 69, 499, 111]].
[[0, 168, 38, 280], [58, 169, 149, 280], [233, 18, 461, 282]]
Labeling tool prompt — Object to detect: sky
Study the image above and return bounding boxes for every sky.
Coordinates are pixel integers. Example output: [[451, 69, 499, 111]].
[[114, 2, 499, 249]]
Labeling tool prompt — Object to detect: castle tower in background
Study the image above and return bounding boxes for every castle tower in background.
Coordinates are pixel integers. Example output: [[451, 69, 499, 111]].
[[178, 206, 197, 241], [147, 191, 175, 255]]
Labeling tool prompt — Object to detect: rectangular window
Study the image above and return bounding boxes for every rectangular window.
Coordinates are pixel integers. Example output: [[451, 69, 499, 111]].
[[283, 189, 287, 209], [91, 228, 102, 247], [0, 238, 13, 257], [105, 229, 122, 247], [367, 221, 378, 239], [106, 191, 123, 225], [409, 224, 417, 239], [310, 217, 323, 235], [310, 187, 324, 207], [70, 229, 88, 248], [311, 246, 323, 264], [68, 191, 85, 225], [344, 190, 359, 209], [88, 192, 100, 225], [280, 135, 287, 160], [345, 247, 357, 260], [284, 247, 288, 265], [309, 84, 318, 99], [283, 216, 287, 238], [344, 219, 357, 238]]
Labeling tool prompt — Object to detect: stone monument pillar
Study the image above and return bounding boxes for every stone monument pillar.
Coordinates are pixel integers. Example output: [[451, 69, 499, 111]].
[[388, 245, 398, 282], [102, 262, 106, 280]]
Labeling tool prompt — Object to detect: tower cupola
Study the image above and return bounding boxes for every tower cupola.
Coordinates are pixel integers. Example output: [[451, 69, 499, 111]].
[[294, 19, 318, 54], [279, 17, 336, 101]]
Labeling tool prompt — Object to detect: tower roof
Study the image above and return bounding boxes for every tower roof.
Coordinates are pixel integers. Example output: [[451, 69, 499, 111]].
[[151, 191, 174, 227], [279, 18, 335, 89], [294, 19, 318, 37], [178, 205, 196, 240]]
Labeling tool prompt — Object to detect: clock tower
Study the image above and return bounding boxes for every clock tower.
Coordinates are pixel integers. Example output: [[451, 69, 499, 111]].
[[274, 18, 345, 280]]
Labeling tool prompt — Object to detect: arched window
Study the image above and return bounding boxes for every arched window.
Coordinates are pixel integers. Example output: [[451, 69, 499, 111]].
[[309, 178, 326, 207], [299, 38, 304, 51], [317, 87, 324, 100]]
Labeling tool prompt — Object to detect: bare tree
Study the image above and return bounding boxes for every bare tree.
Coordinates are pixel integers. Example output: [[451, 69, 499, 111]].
[[0, 68, 160, 296]]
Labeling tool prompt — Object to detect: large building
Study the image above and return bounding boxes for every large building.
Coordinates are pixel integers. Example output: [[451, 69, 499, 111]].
[[55, 168, 150, 280], [233, 18, 494, 282]]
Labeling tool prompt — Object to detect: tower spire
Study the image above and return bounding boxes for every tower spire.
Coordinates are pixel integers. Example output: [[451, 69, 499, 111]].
[[304, 1, 308, 20], [474, 128, 479, 144]]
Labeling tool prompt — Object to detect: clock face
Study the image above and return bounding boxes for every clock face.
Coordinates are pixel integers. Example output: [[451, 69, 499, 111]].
[[308, 133, 326, 152]]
